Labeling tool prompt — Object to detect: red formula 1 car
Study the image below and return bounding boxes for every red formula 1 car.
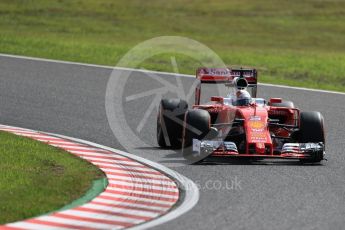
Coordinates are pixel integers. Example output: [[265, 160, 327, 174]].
[[157, 68, 325, 164]]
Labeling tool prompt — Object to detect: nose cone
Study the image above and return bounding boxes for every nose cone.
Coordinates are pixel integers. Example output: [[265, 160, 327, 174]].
[[255, 143, 266, 154]]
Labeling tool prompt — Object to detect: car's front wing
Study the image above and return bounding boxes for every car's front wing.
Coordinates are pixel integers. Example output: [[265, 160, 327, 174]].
[[192, 140, 325, 160]]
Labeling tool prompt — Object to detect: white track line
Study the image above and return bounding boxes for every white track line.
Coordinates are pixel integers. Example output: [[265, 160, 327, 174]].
[[1, 53, 345, 95]]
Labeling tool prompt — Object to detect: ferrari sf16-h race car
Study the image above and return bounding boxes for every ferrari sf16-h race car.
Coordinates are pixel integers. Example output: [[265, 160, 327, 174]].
[[157, 68, 325, 164]]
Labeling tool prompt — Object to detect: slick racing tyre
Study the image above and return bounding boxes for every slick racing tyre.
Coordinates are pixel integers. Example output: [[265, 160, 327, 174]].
[[182, 109, 211, 162], [298, 111, 325, 163], [157, 98, 188, 149]]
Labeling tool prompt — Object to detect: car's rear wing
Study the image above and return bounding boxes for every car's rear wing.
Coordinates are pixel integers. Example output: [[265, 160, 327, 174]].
[[195, 67, 258, 105], [196, 67, 257, 85]]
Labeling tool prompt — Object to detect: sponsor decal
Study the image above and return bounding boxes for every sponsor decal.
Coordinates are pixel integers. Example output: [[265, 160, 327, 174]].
[[250, 132, 267, 142], [201, 69, 254, 77], [249, 116, 261, 121], [251, 128, 263, 132], [250, 132, 266, 138], [251, 137, 266, 142], [206, 68, 231, 76], [231, 71, 254, 77], [248, 120, 266, 130]]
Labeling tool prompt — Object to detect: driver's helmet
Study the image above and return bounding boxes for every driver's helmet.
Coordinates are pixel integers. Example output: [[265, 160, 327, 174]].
[[234, 90, 252, 106]]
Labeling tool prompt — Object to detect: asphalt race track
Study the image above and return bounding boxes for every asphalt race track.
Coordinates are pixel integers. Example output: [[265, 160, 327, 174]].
[[1, 55, 345, 230]]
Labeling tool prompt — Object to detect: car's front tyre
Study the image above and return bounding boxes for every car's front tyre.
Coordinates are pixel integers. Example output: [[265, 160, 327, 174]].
[[298, 111, 325, 163], [182, 109, 211, 161]]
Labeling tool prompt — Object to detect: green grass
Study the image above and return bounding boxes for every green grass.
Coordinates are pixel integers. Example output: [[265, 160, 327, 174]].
[[0, 0, 345, 91], [0, 131, 104, 224]]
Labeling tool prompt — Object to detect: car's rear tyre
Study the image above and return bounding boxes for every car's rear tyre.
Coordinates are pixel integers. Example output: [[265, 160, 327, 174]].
[[270, 100, 295, 108], [157, 98, 188, 149], [182, 109, 211, 161], [298, 111, 325, 163]]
